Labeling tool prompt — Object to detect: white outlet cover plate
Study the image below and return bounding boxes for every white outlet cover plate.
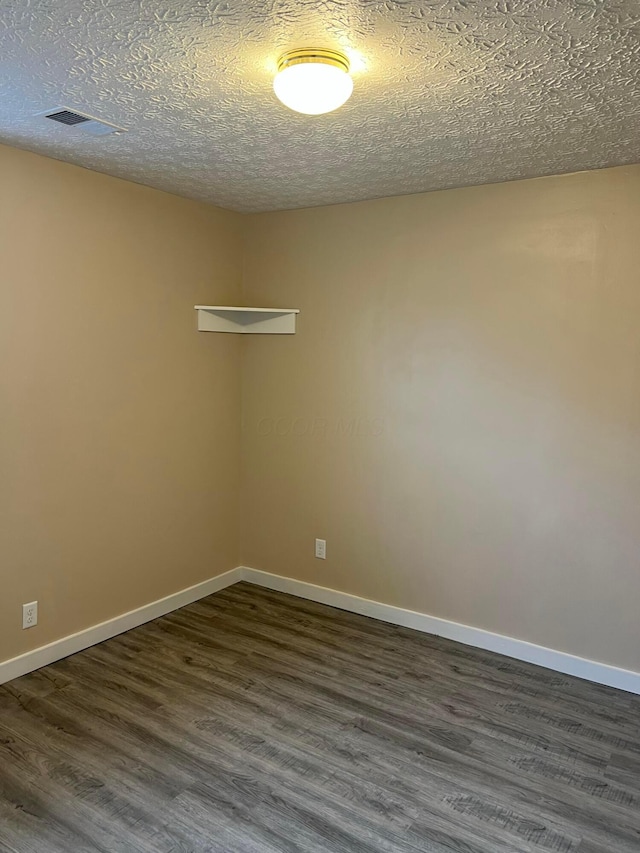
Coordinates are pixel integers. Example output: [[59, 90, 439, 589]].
[[315, 539, 326, 559], [22, 601, 38, 629]]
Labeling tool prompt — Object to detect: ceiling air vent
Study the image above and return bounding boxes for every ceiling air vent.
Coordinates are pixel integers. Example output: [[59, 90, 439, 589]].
[[37, 107, 126, 136]]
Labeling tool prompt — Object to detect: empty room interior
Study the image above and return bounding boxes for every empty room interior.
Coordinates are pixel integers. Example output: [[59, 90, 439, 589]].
[[2, 2, 640, 851]]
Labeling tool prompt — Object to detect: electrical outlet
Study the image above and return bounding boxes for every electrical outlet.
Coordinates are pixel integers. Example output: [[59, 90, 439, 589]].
[[315, 538, 326, 559], [22, 601, 38, 629]]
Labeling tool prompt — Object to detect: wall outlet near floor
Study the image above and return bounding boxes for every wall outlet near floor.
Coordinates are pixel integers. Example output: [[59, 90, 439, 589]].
[[22, 601, 38, 629], [315, 538, 326, 559]]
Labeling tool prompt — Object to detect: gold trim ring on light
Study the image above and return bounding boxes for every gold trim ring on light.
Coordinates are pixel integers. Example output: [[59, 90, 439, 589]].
[[276, 48, 350, 75]]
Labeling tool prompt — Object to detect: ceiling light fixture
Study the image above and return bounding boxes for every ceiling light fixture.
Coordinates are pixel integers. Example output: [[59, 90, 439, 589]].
[[273, 48, 353, 115]]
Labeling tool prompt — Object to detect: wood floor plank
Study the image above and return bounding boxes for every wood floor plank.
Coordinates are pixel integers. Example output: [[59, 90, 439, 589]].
[[1, 581, 639, 851]]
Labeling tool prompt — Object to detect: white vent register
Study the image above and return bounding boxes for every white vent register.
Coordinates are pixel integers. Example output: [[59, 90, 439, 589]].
[[36, 107, 126, 136], [195, 306, 299, 335]]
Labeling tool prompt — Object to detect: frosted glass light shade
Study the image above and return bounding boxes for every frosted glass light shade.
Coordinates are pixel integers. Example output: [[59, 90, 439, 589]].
[[273, 49, 353, 115]]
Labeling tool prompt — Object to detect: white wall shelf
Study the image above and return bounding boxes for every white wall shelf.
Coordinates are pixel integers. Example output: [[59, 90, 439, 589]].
[[195, 306, 300, 335]]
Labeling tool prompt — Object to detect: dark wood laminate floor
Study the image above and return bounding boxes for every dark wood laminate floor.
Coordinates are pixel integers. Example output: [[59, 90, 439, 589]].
[[1, 583, 639, 853]]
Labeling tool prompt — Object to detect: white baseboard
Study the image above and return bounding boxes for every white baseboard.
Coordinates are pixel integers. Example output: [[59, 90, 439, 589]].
[[4, 564, 639, 696], [0, 567, 243, 686], [240, 567, 640, 695]]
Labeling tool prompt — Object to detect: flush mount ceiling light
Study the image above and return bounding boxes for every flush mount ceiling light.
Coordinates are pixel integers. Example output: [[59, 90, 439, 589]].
[[273, 48, 353, 115]]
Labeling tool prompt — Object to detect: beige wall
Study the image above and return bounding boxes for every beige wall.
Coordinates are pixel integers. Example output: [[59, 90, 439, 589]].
[[241, 165, 640, 673], [1, 145, 243, 662], [3, 144, 640, 676]]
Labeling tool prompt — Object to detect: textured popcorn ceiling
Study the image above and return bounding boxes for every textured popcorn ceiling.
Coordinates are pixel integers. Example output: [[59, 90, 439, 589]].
[[1, 1, 640, 213]]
